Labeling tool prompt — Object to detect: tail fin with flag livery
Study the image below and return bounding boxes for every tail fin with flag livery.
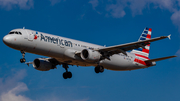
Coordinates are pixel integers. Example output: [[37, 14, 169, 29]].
[[131, 27, 152, 61]]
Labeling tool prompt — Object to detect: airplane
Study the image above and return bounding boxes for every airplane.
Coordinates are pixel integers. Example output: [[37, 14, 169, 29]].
[[3, 27, 176, 79]]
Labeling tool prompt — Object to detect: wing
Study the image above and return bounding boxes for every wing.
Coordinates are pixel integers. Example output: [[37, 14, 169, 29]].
[[96, 35, 170, 57]]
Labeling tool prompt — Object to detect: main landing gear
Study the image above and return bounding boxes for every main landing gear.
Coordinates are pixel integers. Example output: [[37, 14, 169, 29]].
[[95, 65, 104, 73], [62, 64, 72, 79], [20, 51, 26, 63]]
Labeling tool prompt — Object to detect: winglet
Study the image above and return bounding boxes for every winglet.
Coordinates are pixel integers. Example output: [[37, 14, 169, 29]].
[[168, 34, 171, 40]]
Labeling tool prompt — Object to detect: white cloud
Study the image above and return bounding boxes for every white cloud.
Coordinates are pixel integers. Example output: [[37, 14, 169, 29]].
[[89, 0, 180, 31], [0, 83, 32, 101], [176, 48, 180, 57], [105, 0, 178, 17], [171, 10, 180, 31], [106, 2, 126, 18], [152, 0, 175, 11], [127, 0, 147, 15], [0, 68, 88, 101], [0, 69, 26, 92], [89, 0, 98, 10], [0, 0, 34, 10], [49, 0, 61, 5], [0, 69, 33, 101]]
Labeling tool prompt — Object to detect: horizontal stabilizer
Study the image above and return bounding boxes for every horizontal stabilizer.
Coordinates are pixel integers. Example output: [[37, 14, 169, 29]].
[[145, 56, 176, 62]]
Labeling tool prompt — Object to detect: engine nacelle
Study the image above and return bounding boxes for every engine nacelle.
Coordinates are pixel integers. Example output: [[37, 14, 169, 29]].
[[81, 49, 101, 62], [33, 58, 54, 71]]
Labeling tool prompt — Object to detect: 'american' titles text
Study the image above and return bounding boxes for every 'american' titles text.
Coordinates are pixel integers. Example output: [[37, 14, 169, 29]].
[[40, 34, 72, 47]]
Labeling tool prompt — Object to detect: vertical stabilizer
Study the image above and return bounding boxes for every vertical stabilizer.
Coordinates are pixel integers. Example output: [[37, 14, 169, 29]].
[[131, 27, 152, 60]]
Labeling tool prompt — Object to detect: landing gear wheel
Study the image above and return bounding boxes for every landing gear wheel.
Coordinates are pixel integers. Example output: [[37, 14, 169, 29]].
[[20, 51, 26, 63], [63, 72, 72, 79], [95, 67, 100, 73], [63, 72, 68, 79], [67, 72, 72, 78], [95, 66, 104, 73], [62, 64, 72, 79], [20, 58, 26, 63], [99, 66, 104, 73]]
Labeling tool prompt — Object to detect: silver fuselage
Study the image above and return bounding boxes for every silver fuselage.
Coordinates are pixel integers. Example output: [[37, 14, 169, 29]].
[[3, 29, 149, 71]]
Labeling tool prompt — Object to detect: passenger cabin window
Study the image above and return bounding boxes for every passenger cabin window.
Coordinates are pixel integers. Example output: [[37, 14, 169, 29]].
[[8, 31, 22, 35]]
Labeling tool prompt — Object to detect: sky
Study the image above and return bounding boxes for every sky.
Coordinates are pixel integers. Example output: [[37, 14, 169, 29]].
[[0, 0, 180, 101]]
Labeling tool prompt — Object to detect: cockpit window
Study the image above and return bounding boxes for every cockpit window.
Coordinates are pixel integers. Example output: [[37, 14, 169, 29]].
[[8, 31, 22, 35], [9, 32, 15, 34]]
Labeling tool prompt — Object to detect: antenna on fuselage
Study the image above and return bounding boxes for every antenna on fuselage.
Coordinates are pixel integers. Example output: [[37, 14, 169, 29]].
[[23, 27, 25, 29]]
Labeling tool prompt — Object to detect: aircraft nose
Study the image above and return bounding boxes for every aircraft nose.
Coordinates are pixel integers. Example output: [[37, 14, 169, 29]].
[[3, 35, 12, 45]]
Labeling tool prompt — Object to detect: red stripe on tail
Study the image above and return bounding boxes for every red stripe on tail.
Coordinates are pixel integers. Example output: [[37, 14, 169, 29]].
[[142, 49, 149, 53], [134, 58, 151, 66], [146, 34, 151, 39], [149, 28, 152, 32]]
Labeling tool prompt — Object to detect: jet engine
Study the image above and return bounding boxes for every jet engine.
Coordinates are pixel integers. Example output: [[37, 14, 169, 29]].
[[81, 49, 101, 62], [33, 58, 55, 71]]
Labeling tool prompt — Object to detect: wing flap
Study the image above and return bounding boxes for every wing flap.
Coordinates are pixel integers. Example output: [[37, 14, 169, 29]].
[[145, 56, 176, 62]]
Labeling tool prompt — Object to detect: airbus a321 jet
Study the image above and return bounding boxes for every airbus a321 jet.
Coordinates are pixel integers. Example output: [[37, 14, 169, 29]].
[[3, 27, 176, 79]]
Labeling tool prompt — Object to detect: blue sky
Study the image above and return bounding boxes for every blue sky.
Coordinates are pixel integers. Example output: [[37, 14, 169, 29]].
[[0, 0, 180, 101]]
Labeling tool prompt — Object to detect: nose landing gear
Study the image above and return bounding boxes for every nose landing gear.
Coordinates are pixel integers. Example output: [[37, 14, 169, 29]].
[[20, 51, 26, 63], [62, 64, 72, 79]]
